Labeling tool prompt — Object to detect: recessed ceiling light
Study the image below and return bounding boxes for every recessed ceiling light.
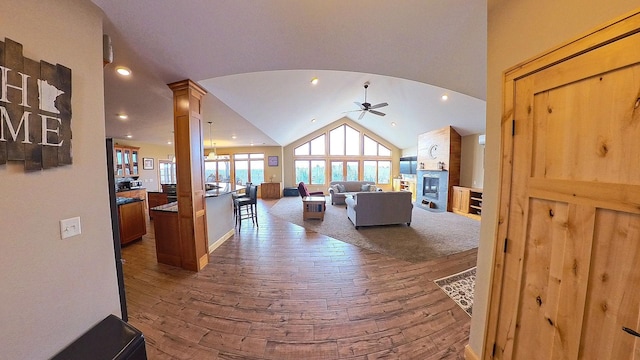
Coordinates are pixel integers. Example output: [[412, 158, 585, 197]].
[[391, 122, 396, 127], [311, 77, 318, 85], [116, 66, 131, 76], [311, 118, 316, 123], [231, 135, 237, 139], [118, 114, 128, 120], [167, 141, 172, 145], [441, 94, 449, 101], [126, 134, 132, 139]]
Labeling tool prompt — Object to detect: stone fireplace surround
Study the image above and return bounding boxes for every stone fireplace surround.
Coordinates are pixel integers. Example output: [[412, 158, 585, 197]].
[[416, 170, 449, 211]]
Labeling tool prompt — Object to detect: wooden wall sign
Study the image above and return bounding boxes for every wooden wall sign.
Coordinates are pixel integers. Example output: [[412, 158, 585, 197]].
[[0, 37, 72, 171]]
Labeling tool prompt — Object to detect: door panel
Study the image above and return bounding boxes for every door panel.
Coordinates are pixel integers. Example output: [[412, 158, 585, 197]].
[[581, 209, 640, 359], [490, 12, 640, 360]]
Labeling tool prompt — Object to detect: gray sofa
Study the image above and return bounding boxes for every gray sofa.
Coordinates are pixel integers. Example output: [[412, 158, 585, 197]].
[[328, 181, 376, 205], [345, 191, 413, 229]]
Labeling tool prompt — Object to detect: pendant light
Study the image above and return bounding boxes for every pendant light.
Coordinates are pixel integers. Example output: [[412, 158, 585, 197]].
[[207, 121, 216, 159]]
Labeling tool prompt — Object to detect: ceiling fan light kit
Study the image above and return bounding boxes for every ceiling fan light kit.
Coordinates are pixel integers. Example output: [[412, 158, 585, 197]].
[[346, 82, 388, 120]]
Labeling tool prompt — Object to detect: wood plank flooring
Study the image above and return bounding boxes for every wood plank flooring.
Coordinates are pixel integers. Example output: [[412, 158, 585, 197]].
[[121, 199, 478, 359]]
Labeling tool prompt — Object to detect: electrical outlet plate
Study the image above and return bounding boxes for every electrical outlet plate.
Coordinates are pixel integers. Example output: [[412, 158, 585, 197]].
[[60, 217, 82, 239]]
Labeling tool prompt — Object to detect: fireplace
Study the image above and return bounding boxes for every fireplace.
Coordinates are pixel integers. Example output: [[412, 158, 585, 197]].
[[423, 175, 439, 200], [416, 170, 449, 211]]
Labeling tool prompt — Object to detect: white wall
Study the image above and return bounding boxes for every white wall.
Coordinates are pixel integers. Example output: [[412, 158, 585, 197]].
[[0, 1, 121, 358], [469, 0, 639, 355], [460, 134, 484, 189]]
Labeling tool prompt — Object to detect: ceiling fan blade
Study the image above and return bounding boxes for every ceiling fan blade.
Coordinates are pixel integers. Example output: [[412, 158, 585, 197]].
[[369, 110, 386, 117], [358, 111, 366, 120], [354, 101, 365, 110], [342, 109, 363, 114], [369, 102, 388, 110]]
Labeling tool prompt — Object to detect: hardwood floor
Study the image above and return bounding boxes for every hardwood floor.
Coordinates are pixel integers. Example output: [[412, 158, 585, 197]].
[[122, 199, 478, 359]]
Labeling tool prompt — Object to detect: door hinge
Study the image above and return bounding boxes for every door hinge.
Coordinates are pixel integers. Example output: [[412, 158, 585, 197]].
[[503, 238, 508, 253], [492, 342, 497, 357], [512, 119, 515, 136]]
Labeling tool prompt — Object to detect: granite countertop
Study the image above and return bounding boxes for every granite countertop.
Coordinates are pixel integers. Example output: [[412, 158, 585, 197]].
[[151, 201, 178, 213], [116, 197, 143, 205]]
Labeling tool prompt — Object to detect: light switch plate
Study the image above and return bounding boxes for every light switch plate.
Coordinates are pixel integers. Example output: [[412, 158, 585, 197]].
[[60, 217, 82, 239]]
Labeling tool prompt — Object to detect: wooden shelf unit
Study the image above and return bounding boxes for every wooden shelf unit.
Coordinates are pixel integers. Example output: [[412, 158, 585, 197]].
[[302, 196, 326, 221], [451, 186, 482, 220], [393, 178, 417, 202]]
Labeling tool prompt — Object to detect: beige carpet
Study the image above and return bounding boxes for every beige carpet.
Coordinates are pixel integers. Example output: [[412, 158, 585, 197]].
[[269, 196, 480, 263]]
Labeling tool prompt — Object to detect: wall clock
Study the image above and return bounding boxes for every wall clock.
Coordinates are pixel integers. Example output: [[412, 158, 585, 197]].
[[428, 144, 438, 159]]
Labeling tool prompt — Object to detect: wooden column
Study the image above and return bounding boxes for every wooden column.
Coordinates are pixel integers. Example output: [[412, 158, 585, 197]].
[[167, 79, 208, 271]]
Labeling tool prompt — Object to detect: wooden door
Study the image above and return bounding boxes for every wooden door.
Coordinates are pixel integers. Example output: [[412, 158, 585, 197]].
[[486, 10, 640, 360]]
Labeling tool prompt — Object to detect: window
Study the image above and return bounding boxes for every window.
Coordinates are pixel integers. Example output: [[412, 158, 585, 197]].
[[364, 135, 391, 156], [295, 160, 326, 185], [205, 156, 231, 183], [295, 135, 325, 155], [294, 123, 392, 186], [158, 160, 176, 184], [331, 160, 359, 181], [363, 160, 391, 184], [329, 125, 360, 155], [234, 153, 264, 185]]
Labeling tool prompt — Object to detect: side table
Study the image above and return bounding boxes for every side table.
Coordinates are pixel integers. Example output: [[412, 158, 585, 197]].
[[302, 196, 326, 220]]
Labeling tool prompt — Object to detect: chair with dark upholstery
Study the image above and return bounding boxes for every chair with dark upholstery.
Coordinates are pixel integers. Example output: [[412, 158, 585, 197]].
[[234, 184, 258, 227], [297, 182, 324, 198], [298, 182, 326, 211]]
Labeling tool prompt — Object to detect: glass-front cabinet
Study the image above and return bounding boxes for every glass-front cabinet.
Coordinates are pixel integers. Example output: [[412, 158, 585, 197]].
[[114, 144, 140, 178]]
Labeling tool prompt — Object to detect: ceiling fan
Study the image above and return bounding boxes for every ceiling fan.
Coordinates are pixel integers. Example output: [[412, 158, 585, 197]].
[[345, 82, 388, 120]]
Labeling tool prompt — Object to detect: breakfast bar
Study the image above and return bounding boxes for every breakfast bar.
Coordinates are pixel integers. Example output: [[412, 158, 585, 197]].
[[150, 182, 240, 268]]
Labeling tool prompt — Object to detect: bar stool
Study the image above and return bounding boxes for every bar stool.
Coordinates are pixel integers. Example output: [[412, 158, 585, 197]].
[[234, 184, 258, 227], [232, 182, 251, 222]]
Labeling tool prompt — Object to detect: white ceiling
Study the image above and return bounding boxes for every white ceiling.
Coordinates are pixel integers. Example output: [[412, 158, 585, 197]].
[[94, 0, 487, 150]]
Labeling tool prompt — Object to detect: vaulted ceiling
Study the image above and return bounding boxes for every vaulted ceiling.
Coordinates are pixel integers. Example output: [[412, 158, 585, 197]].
[[93, 1, 487, 150]]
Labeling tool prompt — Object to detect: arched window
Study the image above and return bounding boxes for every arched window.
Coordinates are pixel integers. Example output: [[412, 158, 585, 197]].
[[294, 124, 392, 185]]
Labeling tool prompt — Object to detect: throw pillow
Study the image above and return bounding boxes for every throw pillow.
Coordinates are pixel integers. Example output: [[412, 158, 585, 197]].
[[330, 185, 339, 193], [336, 184, 346, 193], [361, 184, 371, 192], [369, 185, 377, 192]]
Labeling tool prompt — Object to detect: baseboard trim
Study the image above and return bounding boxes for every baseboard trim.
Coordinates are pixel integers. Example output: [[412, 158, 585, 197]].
[[208, 229, 234, 254], [464, 344, 480, 360]]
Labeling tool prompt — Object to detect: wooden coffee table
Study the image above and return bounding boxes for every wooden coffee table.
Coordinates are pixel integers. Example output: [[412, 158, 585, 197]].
[[302, 196, 326, 220]]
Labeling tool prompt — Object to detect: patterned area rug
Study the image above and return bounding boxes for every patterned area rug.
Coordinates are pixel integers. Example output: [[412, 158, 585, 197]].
[[434, 267, 476, 316]]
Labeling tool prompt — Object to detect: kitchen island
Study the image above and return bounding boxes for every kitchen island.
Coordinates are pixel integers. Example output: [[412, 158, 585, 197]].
[[150, 182, 241, 268]]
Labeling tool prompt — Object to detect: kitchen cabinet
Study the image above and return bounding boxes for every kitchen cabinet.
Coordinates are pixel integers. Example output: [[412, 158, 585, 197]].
[[114, 145, 140, 178], [260, 182, 282, 199], [116, 189, 147, 212], [118, 200, 146, 245]]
